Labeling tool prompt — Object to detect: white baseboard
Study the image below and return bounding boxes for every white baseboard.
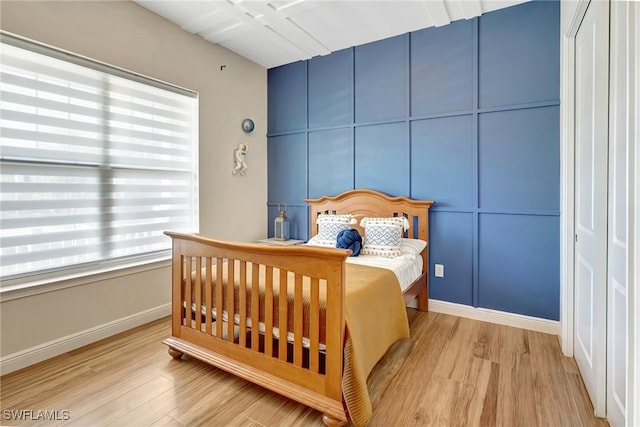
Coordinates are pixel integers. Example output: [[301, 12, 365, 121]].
[[0, 303, 171, 376], [428, 299, 560, 335]]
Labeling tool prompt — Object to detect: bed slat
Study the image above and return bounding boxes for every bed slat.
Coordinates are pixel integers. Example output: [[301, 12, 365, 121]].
[[227, 260, 235, 342], [293, 273, 303, 367], [215, 257, 223, 339], [205, 258, 212, 335], [195, 258, 202, 332], [278, 270, 288, 362], [309, 277, 320, 373], [185, 256, 193, 327], [265, 266, 274, 357], [238, 261, 247, 345], [251, 263, 260, 351]]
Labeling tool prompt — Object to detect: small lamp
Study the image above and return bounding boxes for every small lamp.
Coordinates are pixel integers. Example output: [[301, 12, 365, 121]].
[[274, 202, 290, 241]]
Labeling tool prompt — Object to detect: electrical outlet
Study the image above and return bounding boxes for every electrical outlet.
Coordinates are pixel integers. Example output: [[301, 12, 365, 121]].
[[434, 264, 444, 278]]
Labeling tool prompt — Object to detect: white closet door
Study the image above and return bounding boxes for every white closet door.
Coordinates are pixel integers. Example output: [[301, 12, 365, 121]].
[[606, 2, 633, 426], [573, 0, 609, 418]]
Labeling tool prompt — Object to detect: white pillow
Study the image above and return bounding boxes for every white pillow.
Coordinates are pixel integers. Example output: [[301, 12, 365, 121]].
[[312, 214, 356, 247], [305, 235, 327, 247], [360, 217, 409, 257], [400, 238, 427, 256]]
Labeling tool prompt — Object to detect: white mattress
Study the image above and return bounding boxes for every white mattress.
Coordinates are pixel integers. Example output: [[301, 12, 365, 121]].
[[345, 253, 423, 292]]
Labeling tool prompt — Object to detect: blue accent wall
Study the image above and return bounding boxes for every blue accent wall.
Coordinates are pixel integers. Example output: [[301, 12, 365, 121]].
[[266, 0, 560, 320]]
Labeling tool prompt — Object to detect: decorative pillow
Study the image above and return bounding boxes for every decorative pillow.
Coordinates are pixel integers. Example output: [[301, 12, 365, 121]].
[[336, 228, 362, 256], [360, 217, 409, 257], [313, 214, 356, 247], [400, 238, 427, 256]]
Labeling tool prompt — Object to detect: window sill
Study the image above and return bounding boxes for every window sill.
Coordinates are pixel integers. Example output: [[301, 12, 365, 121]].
[[0, 257, 171, 302]]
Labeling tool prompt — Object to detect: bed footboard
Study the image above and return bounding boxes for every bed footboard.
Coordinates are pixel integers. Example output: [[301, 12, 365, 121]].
[[163, 232, 351, 423]]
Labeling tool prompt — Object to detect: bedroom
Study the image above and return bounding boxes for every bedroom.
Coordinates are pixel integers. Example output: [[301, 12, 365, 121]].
[[0, 0, 638, 426]]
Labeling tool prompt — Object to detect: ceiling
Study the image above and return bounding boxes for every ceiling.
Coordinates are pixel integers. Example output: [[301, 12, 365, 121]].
[[134, 0, 530, 69]]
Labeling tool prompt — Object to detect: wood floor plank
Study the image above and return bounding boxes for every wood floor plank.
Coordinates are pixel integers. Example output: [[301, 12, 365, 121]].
[[106, 388, 179, 427], [166, 373, 251, 426], [65, 376, 173, 426], [474, 322, 530, 363], [449, 358, 493, 427], [186, 386, 269, 427], [148, 415, 184, 427], [478, 361, 500, 427], [411, 375, 462, 426], [495, 351, 538, 427], [565, 371, 610, 427], [233, 391, 314, 427], [366, 336, 414, 408], [40, 356, 169, 422], [388, 312, 459, 389], [528, 330, 584, 427], [225, 416, 266, 427], [0, 312, 608, 427], [277, 404, 325, 427]]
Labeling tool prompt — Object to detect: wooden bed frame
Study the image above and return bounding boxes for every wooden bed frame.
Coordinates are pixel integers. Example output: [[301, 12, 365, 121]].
[[162, 189, 434, 425]]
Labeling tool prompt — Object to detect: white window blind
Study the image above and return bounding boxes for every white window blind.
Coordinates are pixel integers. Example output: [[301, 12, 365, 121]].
[[0, 33, 199, 288]]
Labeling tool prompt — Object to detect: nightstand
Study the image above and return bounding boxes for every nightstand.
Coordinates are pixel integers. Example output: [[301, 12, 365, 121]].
[[257, 238, 306, 246]]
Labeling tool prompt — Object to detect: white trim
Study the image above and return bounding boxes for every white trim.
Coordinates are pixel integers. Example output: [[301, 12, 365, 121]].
[[559, 0, 592, 357], [0, 259, 171, 302], [632, 5, 640, 425], [559, 30, 576, 356], [428, 299, 560, 335], [0, 303, 171, 376]]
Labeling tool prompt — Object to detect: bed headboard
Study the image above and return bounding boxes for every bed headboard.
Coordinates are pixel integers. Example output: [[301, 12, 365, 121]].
[[305, 189, 435, 243]]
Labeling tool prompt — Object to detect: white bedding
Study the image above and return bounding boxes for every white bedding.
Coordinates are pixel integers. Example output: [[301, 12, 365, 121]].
[[304, 237, 425, 291], [345, 253, 423, 292]]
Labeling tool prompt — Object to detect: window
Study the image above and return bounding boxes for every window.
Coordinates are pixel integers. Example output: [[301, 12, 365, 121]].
[[0, 33, 199, 290]]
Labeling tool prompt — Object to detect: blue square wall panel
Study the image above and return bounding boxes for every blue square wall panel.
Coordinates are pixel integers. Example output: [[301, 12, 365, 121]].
[[355, 35, 407, 123], [267, 133, 307, 203], [428, 211, 474, 305], [479, 106, 560, 211], [411, 115, 474, 209], [308, 49, 353, 128], [478, 213, 560, 320], [479, 0, 560, 108], [268, 61, 307, 133], [309, 128, 354, 198], [411, 19, 474, 116], [355, 122, 409, 196]]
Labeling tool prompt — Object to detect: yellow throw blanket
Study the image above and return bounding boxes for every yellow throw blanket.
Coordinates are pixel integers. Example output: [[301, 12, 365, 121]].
[[343, 263, 410, 426]]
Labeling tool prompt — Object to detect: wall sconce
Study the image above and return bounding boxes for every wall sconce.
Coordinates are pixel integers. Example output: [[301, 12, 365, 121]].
[[232, 143, 248, 176], [242, 118, 255, 133]]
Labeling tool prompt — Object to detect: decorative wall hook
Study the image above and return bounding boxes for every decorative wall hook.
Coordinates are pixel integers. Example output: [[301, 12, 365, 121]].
[[232, 144, 248, 176], [241, 118, 255, 133]]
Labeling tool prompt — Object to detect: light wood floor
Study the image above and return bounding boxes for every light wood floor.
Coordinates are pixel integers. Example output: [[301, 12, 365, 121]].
[[0, 309, 608, 427]]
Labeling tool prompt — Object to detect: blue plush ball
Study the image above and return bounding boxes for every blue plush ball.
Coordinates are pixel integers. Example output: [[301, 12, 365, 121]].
[[336, 228, 362, 257]]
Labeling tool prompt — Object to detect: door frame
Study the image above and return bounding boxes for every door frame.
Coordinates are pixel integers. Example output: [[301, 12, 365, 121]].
[[632, 6, 639, 426], [559, 0, 591, 359]]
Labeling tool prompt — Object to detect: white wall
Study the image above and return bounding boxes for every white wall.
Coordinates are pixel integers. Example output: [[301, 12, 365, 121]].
[[0, 0, 267, 373]]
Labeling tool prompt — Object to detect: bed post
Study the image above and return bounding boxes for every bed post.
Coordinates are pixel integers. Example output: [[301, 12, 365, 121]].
[[418, 202, 431, 312], [322, 414, 347, 426]]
